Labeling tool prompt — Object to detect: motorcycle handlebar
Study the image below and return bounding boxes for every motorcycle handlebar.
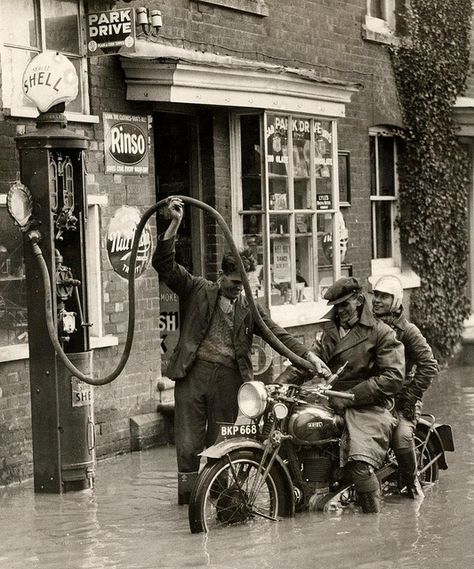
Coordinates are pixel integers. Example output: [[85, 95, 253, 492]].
[[324, 389, 355, 401]]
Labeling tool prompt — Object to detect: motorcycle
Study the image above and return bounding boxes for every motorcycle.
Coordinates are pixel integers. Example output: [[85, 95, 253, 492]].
[[188, 366, 454, 533]]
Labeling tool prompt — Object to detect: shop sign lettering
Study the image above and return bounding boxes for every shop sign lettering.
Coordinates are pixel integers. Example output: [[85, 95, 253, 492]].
[[103, 113, 151, 175], [159, 284, 180, 374], [106, 206, 152, 280], [87, 9, 136, 56], [71, 377, 93, 407]]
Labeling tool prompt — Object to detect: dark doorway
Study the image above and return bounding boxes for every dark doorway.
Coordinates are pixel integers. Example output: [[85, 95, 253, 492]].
[[154, 112, 201, 274]]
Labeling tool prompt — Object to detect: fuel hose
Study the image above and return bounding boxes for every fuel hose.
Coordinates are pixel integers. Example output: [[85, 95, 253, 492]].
[[31, 196, 314, 386]]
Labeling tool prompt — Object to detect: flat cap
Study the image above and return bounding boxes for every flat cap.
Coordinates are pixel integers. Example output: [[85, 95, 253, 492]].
[[324, 277, 361, 305]]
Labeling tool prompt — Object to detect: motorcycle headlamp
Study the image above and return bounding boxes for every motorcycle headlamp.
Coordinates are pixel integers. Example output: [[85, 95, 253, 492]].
[[238, 381, 267, 419]]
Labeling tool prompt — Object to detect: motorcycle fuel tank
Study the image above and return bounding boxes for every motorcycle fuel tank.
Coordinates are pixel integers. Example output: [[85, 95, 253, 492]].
[[288, 403, 344, 445]]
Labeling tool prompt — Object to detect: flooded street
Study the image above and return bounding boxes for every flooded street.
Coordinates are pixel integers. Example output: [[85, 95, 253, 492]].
[[1, 364, 473, 569]]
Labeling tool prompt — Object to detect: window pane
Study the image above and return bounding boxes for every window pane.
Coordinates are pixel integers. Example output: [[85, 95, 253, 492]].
[[373, 201, 393, 258], [242, 233, 264, 298], [65, 57, 83, 112], [44, 0, 80, 54], [2, 48, 38, 108], [293, 117, 311, 209], [240, 115, 262, 210], [378, 137, 395, 196], [0, 210, 27, 347], [369, 0, 384, 18], [295, 215, 314, 303], [1, 0, 39, 48], [314, 121, 333, 209], [370, 136, 377, 195], [267, 115, 289, 211]]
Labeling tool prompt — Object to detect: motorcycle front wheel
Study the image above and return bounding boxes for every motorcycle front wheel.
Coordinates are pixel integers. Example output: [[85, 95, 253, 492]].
[[188, 449, 291, 533]]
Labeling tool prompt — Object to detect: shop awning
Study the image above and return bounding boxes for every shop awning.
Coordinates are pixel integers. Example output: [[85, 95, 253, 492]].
[[120, 40, 360, 117]]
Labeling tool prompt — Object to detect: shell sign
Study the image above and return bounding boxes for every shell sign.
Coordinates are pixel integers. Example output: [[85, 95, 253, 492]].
[[103, 113, 151, 175], [22, 51, 78, 113]]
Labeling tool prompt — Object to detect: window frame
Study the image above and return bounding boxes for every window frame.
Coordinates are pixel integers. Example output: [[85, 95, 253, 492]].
[[0, 0, 96, 122], [369, 128, 401, 275], [230, 111, 343, 327]]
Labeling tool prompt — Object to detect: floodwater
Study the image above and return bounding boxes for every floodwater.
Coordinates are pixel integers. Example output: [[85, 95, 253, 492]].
[[1, 365, 474, 569]]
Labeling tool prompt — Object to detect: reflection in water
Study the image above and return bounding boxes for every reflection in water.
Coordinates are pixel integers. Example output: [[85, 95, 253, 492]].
[[0, 367, 473, 568]]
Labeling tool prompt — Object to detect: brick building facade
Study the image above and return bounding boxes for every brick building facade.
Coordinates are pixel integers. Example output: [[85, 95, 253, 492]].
[[0, 0, 419, 485]]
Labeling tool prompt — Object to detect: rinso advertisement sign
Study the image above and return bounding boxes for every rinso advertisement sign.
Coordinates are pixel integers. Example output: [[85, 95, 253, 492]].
[[106, 206, 152, 280], [86, 8, 136, 56], [103, 113, 151, 175]]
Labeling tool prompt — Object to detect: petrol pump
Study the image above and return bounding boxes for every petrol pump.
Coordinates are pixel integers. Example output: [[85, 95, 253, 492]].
[[9, 52, 94, 493]]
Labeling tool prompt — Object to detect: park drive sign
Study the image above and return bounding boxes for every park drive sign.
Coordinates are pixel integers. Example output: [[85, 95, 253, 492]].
[[86, 8, 136, 56]]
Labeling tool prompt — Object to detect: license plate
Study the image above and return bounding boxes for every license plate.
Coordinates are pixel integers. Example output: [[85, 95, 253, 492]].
[[219, 423, 258, 439]]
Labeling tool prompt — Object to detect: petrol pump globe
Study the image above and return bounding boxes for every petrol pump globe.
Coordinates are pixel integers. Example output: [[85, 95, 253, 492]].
[[22, 51, 79, 113]]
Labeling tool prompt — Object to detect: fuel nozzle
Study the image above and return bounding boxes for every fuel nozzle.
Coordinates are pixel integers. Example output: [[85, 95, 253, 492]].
[[325, 361, 349, 386]]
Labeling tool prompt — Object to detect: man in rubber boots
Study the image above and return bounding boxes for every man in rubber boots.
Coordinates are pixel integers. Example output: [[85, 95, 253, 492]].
[[311, 276, 405, 513], [372, 275, 438, 499], [153, 197, 330, 505]]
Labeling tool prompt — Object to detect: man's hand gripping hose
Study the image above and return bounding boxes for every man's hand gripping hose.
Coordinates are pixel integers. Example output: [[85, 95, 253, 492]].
[[29, 196, 316, 386]]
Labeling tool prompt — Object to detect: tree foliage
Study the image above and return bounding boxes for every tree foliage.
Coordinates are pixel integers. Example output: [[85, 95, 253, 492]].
[[391, 0, 472, 363]]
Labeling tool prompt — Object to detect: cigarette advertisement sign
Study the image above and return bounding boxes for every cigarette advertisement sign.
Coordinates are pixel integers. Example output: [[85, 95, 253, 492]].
[[87, 8, 136, 56], [103, 113, 151, 175]]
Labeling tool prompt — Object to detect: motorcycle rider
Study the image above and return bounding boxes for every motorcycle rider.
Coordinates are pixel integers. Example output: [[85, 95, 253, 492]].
[[372, 275, 438, 499], [153, 196, 330, 505], [311, 276, 405, 513]]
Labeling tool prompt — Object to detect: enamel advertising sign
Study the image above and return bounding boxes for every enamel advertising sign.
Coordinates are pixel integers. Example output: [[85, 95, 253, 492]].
[[86, 8, 136, 56], [106, 206, 152, 280], [103, 113, 151, 175]]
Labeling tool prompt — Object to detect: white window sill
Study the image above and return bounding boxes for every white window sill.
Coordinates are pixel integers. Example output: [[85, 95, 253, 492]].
[[193, 0, 268, 16], [3, 107, 99, 124], [0, 336, 118, 363], [362, 15, 398, 46], [271, 300, 332, 328]]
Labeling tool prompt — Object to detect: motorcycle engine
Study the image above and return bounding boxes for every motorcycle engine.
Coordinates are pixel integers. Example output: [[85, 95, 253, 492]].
[[288, 403, 344, 445]]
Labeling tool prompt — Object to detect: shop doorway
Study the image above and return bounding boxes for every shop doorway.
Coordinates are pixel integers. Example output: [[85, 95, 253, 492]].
[[154, 112, 203, 275]]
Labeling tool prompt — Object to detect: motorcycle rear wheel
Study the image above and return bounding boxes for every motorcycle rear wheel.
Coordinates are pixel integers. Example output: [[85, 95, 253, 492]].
[[188, 449, 291, 533], [415, 432, 439, 483]]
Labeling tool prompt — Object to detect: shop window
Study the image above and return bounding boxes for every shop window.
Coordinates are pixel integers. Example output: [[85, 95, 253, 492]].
[[370, 131, 400, 274], [0, 194, 113, 359], [0, 0, 90, 117], [232, 113, 345, 324]]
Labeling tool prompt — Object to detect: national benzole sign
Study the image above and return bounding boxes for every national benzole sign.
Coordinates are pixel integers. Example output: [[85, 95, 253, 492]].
[[87, 8, 136, 56]]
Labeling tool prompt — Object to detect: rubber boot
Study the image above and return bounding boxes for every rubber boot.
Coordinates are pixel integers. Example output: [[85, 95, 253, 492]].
[[396, 450, 424, 500], [178, 471, 199, 505], [349, 461, 381, 514]]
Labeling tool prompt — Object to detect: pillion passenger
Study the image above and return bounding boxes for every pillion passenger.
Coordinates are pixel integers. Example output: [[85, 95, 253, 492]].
[[309, 276, 405, 513], [372, 275, 438, 499], [152, 196, 330, 505]]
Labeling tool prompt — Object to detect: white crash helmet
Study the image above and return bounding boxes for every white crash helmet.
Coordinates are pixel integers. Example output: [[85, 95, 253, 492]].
[[373, 275, 404, 312]]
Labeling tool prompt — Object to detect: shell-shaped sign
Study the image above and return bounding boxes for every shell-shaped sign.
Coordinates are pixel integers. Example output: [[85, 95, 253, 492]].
[[22, 51, 79, 113], [106, 206, 152, 280]]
